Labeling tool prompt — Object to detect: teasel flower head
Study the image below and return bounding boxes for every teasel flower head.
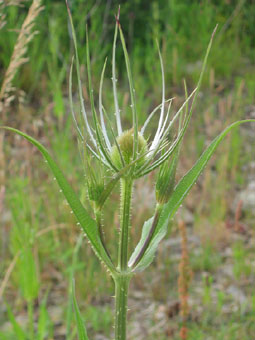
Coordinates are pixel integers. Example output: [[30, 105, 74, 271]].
[[155, 150, 178, 204], [67, 4, 201, 185]]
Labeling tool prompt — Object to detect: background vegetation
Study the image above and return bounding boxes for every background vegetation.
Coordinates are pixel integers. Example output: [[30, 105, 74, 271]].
[[1, 0, 255, 339]]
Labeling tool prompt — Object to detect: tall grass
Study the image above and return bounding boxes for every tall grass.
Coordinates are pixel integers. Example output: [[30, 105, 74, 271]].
[[1, 2, 255, 339], [2, 4, 255, 338]]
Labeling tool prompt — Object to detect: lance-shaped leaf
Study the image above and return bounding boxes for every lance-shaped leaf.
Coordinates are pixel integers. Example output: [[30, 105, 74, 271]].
[[72, 280, 90, 340], [2, 127, 116, 274], [129, 119, 255, 271], [6, 304, 26, 340]]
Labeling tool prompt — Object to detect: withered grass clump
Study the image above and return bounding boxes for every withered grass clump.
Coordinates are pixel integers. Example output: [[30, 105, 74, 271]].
[[0, 0, 43, 112]]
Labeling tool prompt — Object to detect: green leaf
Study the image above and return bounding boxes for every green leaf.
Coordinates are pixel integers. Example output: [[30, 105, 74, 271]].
[[130, 119, 255, 271], [128, 216, 165, 270], [2, 127, 116, 274], [6, 304, 26, 340], [66, 234, 84, 338], [18, 247, 39, 301], [37, 293, 51, 340], [72, 280, 89, 340]]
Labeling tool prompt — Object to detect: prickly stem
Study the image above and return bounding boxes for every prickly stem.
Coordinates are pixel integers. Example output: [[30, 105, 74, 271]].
[[114, 274, 131, 340], [114, 178, 133, 339]]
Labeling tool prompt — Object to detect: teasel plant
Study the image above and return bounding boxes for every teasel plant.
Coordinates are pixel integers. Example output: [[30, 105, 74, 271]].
[[2, 3, 255, 340]]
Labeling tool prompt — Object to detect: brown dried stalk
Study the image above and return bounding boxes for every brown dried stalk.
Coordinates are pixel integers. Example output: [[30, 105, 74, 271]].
[[178, 220, 193, 340], [0, 250, 20, 301], [0, 0, 43, 111]]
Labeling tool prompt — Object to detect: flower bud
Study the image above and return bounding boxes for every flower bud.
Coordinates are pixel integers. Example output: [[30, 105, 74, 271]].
[[155, 151, 179, 204], [87, 179, 104, 204], [84, 146, 105, 204], [110, 129, 148, 171]]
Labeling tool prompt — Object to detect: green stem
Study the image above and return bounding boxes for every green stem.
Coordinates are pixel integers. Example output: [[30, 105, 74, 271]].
[[114, 178, 133, 340], [27, 300, 34, 339], [118, 178, 133, 271], [114, 274, 131, 340]]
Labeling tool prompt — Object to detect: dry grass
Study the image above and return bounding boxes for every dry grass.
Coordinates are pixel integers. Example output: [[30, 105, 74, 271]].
[[0, 0, 43, 112]]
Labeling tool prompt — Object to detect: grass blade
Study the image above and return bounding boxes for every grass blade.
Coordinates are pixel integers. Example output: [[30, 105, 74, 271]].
[[6, 304, 26, 340], [66, 234, 83, 338], [72, 280, 89, 340], [37, 292, 51, 340]]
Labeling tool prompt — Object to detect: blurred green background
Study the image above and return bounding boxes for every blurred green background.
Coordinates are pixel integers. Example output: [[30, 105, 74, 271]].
[[1, 0, 255, 339]]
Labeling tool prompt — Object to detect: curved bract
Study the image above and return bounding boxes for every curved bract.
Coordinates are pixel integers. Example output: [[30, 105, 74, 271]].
[[66, 0, 217, 181]]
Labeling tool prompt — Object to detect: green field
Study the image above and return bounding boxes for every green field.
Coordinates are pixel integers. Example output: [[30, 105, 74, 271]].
[[1, 1, 255, 339]]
